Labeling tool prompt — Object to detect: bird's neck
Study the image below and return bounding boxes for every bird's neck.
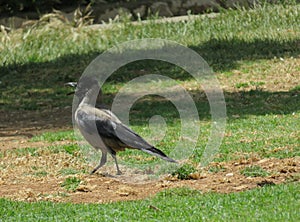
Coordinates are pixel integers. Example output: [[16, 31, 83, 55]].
[[80, 86, 100, 107]]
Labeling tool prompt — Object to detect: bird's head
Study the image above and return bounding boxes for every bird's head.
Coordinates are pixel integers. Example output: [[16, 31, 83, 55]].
[[65, 76, 102, 103]]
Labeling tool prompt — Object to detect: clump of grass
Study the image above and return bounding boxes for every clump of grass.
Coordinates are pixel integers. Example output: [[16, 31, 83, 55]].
[[62, 144, 80, 155], [61, 177, 81, 192], [241, 165, 269, 177], [171, 164, 197, 180]]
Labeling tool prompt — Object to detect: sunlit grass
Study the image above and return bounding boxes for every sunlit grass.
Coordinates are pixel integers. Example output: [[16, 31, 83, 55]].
[[0, 183, 299, 221], [31, 131, 75, 142]]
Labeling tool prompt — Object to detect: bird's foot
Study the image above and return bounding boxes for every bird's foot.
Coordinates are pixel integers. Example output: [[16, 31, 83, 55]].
[[116, 170, 122, 175], [90, 168, 98, 175]]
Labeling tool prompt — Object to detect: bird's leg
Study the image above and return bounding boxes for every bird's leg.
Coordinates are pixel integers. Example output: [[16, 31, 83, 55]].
[[90, 151, 107, 174], [111, 153, 122, 175]]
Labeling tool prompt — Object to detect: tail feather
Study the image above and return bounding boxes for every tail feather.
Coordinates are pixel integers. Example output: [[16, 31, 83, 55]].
[[142, 147, 177, 163]]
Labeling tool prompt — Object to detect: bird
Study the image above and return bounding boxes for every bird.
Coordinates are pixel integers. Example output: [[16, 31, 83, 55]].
[[66, 76, 177, 175]]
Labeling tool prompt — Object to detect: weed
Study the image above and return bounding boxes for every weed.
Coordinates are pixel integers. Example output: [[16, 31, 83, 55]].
[[241, 165, 270, 177], [171, 164, 197, 180], [61, 177, 81, 192], [62, 144, 80, 156]]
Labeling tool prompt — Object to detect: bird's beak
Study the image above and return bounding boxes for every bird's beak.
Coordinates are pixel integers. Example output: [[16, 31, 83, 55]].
[[65, 82, 77, 95], [65, 82, 77, 88]]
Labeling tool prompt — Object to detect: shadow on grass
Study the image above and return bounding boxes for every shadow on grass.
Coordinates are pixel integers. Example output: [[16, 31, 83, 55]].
[[0, 38, 299, 121], [118, 89, 299, 126], [192, 38, 300, 71]]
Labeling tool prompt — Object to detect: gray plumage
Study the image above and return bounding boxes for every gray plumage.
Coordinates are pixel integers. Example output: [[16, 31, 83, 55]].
[[66, 77, 176, 175]]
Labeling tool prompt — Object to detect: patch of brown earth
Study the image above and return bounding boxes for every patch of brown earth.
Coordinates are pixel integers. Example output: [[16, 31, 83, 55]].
[[0, 145, 299, 203]]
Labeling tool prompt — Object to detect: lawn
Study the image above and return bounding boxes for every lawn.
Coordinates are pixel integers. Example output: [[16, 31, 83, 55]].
[[1, 183, 299, 221], [0, 1, 299, 221]]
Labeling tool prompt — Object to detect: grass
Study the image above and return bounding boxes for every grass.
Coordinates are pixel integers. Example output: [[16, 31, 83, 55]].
[[213, 113, 300, 162], [0, 3, 299, 110], [0, 147, 39, 158], [30, 130, 75, 142], [0, 1, 299, 221], [0, 183, 299, 221], [240, 165, 270, 177], [61, 177, 81, 192], [0, 144, 81, 159], [171, 163, 197, 180]]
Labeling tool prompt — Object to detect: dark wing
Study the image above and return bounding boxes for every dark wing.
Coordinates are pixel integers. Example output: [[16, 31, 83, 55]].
[[76, 108, 150, 149], [96, 111, 176, 162], [77, 108, 176, 162], [96, 118, 176, 162], [95, 115, 153, 150]]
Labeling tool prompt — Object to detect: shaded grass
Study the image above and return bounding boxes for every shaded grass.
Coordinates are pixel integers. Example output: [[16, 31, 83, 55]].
[[0, 3, 299, 111], [0, 183, 299, 221]]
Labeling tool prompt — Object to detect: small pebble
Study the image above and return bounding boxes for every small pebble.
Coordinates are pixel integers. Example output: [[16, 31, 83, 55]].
[[226, 173, 234, 177]]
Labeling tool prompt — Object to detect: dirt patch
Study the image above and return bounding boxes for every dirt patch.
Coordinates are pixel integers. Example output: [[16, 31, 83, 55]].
[[0, 130, 299, 203]]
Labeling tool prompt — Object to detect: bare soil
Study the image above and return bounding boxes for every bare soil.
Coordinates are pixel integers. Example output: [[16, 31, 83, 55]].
[[0, 107, 299, 204]]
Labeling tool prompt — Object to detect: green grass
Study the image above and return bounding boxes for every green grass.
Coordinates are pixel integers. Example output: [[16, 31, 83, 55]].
[[0, 147, 39, 158], [1, 144, 81, 159], [241, 165, 270, 177], [34, 171, 48, 177], [0, 3, 299, 110], [212, 113, 300, 162], [0, 0, 298, 169], [0, 1, 298, 169], [171, 163, 197, 180], [0, 2, 299, 221], [61, 177, 81, 192], [0, 183, 299, 221]]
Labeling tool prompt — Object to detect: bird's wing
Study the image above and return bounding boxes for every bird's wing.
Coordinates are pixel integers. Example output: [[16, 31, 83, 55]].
[[76, 107, 149, 147], [77, 107, 176, 162], [96, 114, 153, 150], [95, 110, 177, 162]]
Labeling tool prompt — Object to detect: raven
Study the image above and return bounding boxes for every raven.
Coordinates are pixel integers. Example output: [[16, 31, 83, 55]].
[[66, 77, 176, 175]]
